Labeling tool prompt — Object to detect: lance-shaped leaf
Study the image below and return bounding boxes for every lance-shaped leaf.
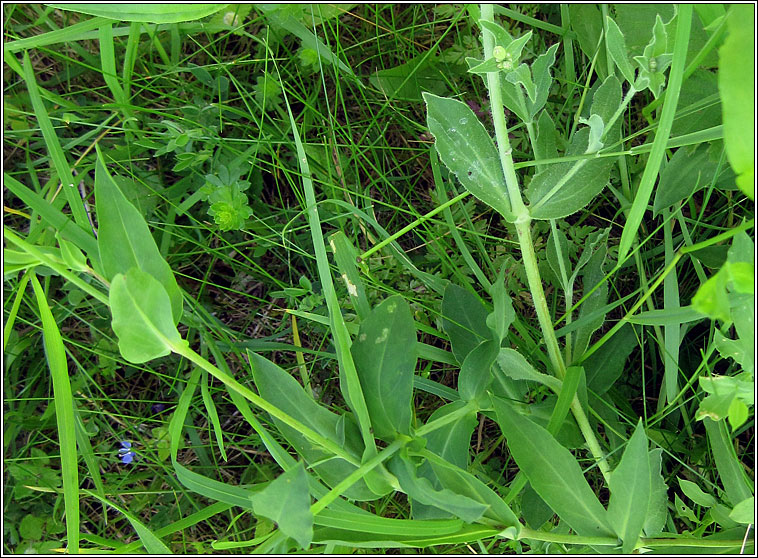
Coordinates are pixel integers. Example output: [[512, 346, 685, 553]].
[[491, 396, 615, 538], [486, 272, 515, 343], [251, 463, 313, 549], [605, 16, 636, 85], [109, 267, 184, 363], [643, 449, 669, 536], [495, 348, 562, 394], [95, 150, 182, 323], [572, 230, 610, 360], [424, 93, 514, 221], [527, 43, 560, 120], [458, 340, 499, 402], [388, 455, 488, 523], [422, 450, 520, 528], [526, 127, 615, 219], [412, 401, 478, 520], [441, 284, 492, 365], [351, 295, 416, 440], [249, 352, 379, 501], [421, 401, 477, 470], [607, 420, 651, 553]]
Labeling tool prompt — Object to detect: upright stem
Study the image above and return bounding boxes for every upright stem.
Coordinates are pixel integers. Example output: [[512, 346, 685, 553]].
[[480, 4, 611, 483]]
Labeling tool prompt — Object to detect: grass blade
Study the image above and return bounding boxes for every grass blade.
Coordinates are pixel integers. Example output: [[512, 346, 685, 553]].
[[30, 275, 79, 554], [617, 6, 692, 263], [21, 51, 90, 230], [83, 491, 171, 553]]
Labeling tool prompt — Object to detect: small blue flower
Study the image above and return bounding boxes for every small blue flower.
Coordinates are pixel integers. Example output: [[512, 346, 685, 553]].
[[118, 441, 136, 465]]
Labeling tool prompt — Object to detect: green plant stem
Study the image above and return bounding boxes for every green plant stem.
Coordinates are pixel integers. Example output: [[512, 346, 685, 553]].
[[415, 400, 478, 438], [516, 526, 752, 550], [358, 190, 469, 261], [480, 4, 611, 483], [3, 226, 110, 305], [310, 437, 408, 516], [170, 342, 360, 467]]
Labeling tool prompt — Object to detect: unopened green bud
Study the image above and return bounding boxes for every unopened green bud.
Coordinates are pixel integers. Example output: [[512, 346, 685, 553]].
[[492, 46, 507, 61]]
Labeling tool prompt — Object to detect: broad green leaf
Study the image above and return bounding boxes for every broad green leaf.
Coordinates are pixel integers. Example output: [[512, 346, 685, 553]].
[[251, 463, 313, 549], [718, 4, 755, 198], [654, 144, 734, 214], [525, 127, 615, 219], [727, 398, 749, 430], [590, 75, 622, 140], [697, 391, 737, 421], [424, 93, 514, 220], [569, 4, 608, 79], [692, 268, 730, 322], [248, 352, 378, 501], [441, 284, 492, 365], [491, 396, 614, 537], [674, 493, 699, 523], [420, 401, 477, 470], [521, 484, 554, 529], [613, 5, 676, 57], [352, 295, 416, 440], [703, 418, 753, 506], [534, 110, 559, 161], [583, 323, 637, 394], [495, 348, 562, 394], [678, 478, 717, 508], [479, 20, 514, 48], [369, 55, 448, 101], [607, 420, 651, 553], [643, 449, 669, 537], [458, 340, 499, 402], [728, 496, 754, 524], [605, 17, 636, 84], [329, 231, 371, 320], [388, 455, 488, 523], [56, 234, 88, 272], [95, 150, 182, 323], [632, 14, 674, 97], [572, 230, 610, 359], [109, 268, 184, 363], [47, 4, 227, 23]]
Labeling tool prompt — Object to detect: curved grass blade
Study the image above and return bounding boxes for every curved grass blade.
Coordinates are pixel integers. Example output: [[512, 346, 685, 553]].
[[46, 4, 227, 23], [83, 490, 171, 553], [30, 275, 79, 554], [617, 5, 692, 262], [21, 52, 89, 230]]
